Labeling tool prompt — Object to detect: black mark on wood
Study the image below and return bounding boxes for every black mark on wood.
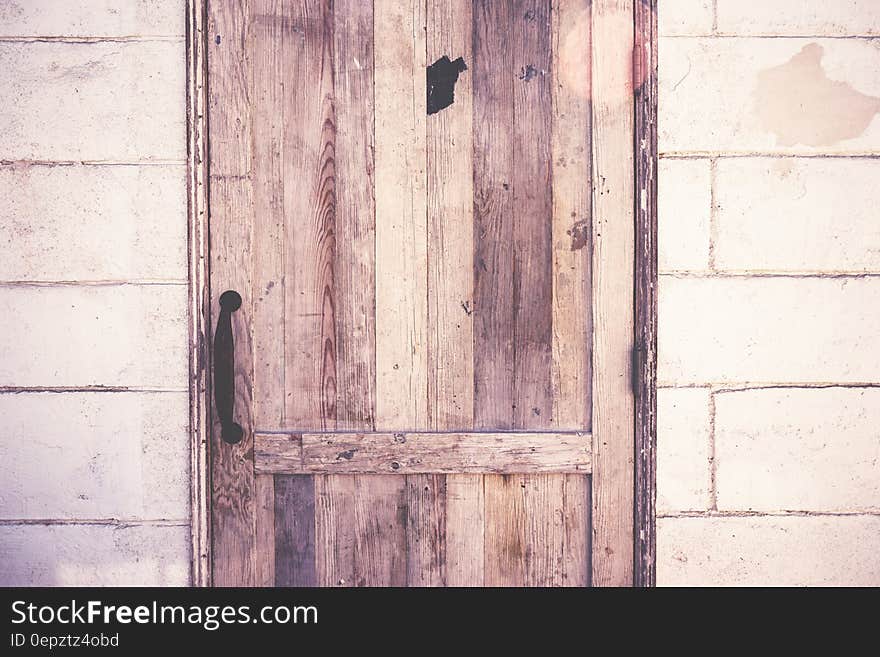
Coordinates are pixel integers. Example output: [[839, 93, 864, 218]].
[[518, 65, 539, 82], [567, 219, 589, 251], [427, 55, 468, 115]]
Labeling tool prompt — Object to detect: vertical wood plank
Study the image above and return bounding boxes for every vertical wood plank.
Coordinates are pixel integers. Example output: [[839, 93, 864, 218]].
[[591, 0, 635, 587], [551, 0, 592, 432], [315, 474, 356, 586], [207, 0, 256, 587], [315, 474, 407, 587], [334, 0, 376, 431], [406, 474, 447, 586], [446, 475, 484, 586], [251, 0, 286, 428], [472, 0, 519, 587], [374, 0, 429, 430], [425, 0, 478, 588], [427, 0, 474, 432], [512, 0, 553, 430], [634, 0, 658, 588], [353, 475, 408, 586], [473, 0, 515, 432], [483, 474, 525, 586], [274, 475, 317, 586], [562, 474, 591, 586], [254, 474, 276, 586], [283, 0, 337, 430]]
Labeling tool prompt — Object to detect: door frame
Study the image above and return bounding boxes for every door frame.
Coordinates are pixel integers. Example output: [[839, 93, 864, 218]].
[[185, 0, 658, 587]]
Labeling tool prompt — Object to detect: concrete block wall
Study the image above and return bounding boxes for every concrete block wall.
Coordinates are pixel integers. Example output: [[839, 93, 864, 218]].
[[658, 1, 880, 585], [2, 1, 878, 587], [0, 1, 189, 585]]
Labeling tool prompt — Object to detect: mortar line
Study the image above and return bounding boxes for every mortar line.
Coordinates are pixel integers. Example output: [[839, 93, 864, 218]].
[[711, 0, 718, 34], [658, 382, 880, 391], [707, 158, 718, 270], [660, 152, 880, 160], [658, 510, 880, 519], [708, 391, 718, 510], [0, 280, 187, 287], [0, 386, 189, 394], [0, 36, 185, 43], [659, 271, 880, 279], [0, 159, 186, 167], [0, 518, 190, 526], [661, 34, 880, 40]]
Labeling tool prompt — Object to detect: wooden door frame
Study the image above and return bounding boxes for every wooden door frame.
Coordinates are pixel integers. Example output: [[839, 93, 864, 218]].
[[184, 0, 658, 587]]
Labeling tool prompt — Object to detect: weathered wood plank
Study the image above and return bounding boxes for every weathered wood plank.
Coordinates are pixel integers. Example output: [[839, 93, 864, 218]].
[[255, 431, 592, 474], [427, 0, 474, 432], [484, 473, 589, 586], [484, 474, 525, 586], [274, 475, 317, 586], [446, 474, 484, 586], [551, 0, 593, 431], [424, 0, 476, 589], [374, 0, 428, 430], [634, 0, 658, 589], [207, 0, 255, 587], [591, 0, 636, 587], [406, 474, 447, 586], [512, 0, 553, 430], [334, 0, 376, 431], [250, 0, 285, 428], [254, 474, 276, 586], [314, 474, 356, 586], [473, 0, 514, 432], [315, 475, 412, 588], [282, 0, 337, 430], [561, 474, 591, 586]]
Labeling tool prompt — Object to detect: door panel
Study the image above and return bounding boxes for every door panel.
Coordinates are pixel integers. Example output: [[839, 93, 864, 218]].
[[206, 0, 628, 587]]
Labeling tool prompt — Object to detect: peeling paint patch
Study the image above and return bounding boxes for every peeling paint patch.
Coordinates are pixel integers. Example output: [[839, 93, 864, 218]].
[[426, 55, 467, 115], [756, 43, 880, 147]]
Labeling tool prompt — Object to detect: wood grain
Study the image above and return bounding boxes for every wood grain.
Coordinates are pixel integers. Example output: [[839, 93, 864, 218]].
[[250, 0, 285, 428], [334, 0, 376, 431], [374, 0, 428, 430], [315, 475, 412, 588], [207, 0, 255, 587], [255, 431, 592, 474], [483, 474, 525, 586], [282, 0, 337, 430], [186, 0, 210, 586], [254, 474, 276, 586], [551, 0, 593, 431], [423, 0, 477, 587], [274, 475, 317, 586], [472, 0, 515, 432], [512, 0, 553, 430], [406, 474, 447, 586], [445, 474, 484, 586], [427, 0, 474, 432], [634, 0, 658, 588], [590, 0, 635, 587]]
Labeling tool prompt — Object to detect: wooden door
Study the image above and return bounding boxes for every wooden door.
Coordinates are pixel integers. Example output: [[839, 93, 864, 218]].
[[204, 0, 636, 587]]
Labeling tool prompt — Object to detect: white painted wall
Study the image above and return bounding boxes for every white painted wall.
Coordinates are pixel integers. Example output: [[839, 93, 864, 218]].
[[1, 1, 878, 587], [657, 0, 880, 585], [0, 0, 190, 586]]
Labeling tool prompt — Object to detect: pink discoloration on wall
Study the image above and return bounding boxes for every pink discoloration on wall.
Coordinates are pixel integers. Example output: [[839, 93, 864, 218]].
[[756, 43, 880, 147]]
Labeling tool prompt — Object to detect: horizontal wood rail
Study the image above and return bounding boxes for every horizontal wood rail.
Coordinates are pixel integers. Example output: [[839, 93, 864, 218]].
[[255, 431, 592, 475]]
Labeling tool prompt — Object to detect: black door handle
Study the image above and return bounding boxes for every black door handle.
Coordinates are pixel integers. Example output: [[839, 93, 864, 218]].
[[214, 290, 244, 444]]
